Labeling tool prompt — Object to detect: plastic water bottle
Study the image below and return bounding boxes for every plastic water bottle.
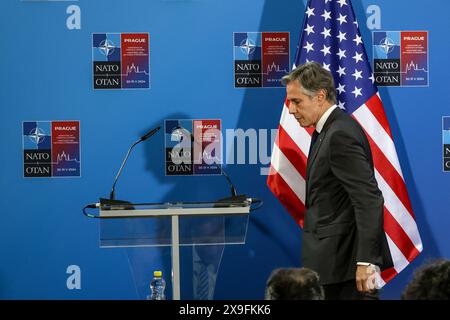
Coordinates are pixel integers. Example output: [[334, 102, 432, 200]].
[[149, 270, 166, 300]]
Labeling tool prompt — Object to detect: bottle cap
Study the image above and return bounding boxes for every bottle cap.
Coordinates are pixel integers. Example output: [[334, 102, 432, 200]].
[[154, 270, 162, 277]]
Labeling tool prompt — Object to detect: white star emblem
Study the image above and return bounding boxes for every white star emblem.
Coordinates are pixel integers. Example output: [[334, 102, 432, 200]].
[[337, 0, 348, 7], [99, 39, 116, 56], [325, 0, 332, 3], [352, 69, 363, 80], [379, 37, 395, 54], [322, 62, 331, 71], [303, 41, 314, 53], [352, 52, 364, 63], [352, 86, 362, 98], [336, 83, 346, 94], [304, 24, 315, 35], [353, 35, 363, 46], [337, 31, 347, 42], [369, 73, 375, 83], [337, 13, 347, 25], [240, 38, 256, 55], [306, 6, 315, 17], [321, 27, 331, 39], [28, 127, 47, 144], [336, 48, 346, 60], [337, 65, 346, 77], [321, 9, 331, 21], [338, 100, 346, 109], [320, 44, 331, 56]]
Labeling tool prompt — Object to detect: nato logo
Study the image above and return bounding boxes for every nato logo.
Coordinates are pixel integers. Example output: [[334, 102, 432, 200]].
[[373, 32, 401, 59], [233, 32, 262, 88], [93, 33, 122, 89], [233, 32, 289, 88], [373, 31, 428, 87], [22, 121, 81, 178], [443, 117, 450, 172], [164, 119, 222, 176], [373, 31, 401, 86], [165, 120, 193, 176], [23, 122, 52, 177]]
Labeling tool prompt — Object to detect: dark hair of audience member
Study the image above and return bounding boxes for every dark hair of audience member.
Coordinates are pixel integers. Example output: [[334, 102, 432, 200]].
[[402, 259, 450, 300], [265, 267, 324, 300]]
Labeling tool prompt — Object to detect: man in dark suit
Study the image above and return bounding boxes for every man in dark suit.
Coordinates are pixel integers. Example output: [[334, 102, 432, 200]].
[[282, 62, 393, 300]]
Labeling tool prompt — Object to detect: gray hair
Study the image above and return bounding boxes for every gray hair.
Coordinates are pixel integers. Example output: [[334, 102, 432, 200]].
[[281, 61, 337, 104]]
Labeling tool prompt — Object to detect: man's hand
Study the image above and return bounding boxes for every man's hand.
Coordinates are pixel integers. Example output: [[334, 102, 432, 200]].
[[356, 265, 376, 292]]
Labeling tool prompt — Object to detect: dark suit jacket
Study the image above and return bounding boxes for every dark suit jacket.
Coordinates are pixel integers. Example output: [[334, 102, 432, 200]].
[[302, 107, 393, 285]]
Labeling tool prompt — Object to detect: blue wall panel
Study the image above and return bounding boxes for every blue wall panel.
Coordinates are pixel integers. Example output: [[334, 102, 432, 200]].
[[1, 0, 449, 299]]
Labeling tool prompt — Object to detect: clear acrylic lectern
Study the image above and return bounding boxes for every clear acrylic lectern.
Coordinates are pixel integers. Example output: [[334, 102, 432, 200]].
[[97, 197, 252, 300]]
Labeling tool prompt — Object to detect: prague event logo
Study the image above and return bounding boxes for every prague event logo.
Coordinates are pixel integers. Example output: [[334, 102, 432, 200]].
[[22, 121, 81, 178], [233, 32, 290, 88], [373, 31, 428, 87], [92, 33, 150, 89], [165, 119, 222, 176]]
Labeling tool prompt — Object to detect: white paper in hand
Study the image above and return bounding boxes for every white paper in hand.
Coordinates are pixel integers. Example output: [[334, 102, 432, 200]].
[[366, 264, 383, 290]]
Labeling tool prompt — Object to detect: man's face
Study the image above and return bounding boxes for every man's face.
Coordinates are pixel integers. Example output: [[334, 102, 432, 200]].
[[286, 80, 322, 128]]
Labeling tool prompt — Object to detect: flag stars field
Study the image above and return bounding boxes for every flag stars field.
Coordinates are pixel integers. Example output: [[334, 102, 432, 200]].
[[352, 69, 363, 80], [337, 65, 346, 76], [352, 86, 362, 97], [337, 48, 346, 59], [321, 9, 331, 21], [337, 31, 347, 42], [321, 27, 331, 39], [305, 24, 315, 35]]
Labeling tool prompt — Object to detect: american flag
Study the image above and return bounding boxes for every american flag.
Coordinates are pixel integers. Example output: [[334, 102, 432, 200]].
[[267, 0, 422, 285]]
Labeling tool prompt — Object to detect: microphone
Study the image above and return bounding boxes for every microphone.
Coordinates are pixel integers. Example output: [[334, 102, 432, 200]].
[[171, 126, 239, 199], [110, 126, 161, 200], [220, 164, 238, 198], [140, 126, 161, 141]]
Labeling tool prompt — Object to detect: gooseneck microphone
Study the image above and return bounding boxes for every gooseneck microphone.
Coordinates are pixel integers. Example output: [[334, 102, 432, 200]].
[[110, 126, 161, 200], [140, 126, 161, 142]]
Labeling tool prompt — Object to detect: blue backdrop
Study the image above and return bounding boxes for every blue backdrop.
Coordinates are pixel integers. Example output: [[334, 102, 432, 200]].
[[0, 0, 449, 299]]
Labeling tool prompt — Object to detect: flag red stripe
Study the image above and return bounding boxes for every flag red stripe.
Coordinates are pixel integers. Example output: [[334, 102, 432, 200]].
[[381, 267, 398, 283], [384, 207, 421, 262], [353, 116, 415, 218], [267, 168, 306, 227], [368, 137, 415, 219], [365, 94, 393, 139], [277, 125, 308, 178], [305, 126, 315, 135]]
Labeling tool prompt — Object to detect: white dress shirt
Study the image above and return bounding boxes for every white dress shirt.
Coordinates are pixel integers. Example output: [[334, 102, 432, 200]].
[[315, 104, 338, 133]]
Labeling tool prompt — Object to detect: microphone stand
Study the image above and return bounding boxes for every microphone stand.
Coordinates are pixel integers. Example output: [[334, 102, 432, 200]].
[[110, 139, 141, 200], [110, 126, 160, 200]]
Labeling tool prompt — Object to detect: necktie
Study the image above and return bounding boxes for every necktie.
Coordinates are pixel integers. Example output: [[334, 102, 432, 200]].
[[308, 130, 319, 157]]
